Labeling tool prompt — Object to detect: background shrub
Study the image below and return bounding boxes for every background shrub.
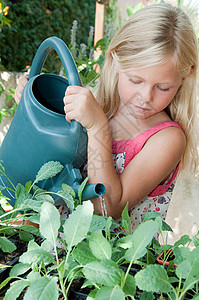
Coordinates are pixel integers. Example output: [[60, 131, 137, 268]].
[[0, 0, 96, 73]]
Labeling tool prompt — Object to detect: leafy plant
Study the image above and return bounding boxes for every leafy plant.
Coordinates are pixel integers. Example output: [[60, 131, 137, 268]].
[[0, 161, 199, 299], [0, 81, 17, 123]]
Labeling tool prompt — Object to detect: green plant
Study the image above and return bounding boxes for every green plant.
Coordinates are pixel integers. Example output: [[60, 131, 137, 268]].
[[0, 0, 96, 73], [0, 81, 17, 123], [0, 0, 11, 31], [0, 162, 199, 299]]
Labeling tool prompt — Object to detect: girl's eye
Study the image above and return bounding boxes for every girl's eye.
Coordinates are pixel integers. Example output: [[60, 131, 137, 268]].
[[129, 79, 142, 84], [157, 86, 170, 92]]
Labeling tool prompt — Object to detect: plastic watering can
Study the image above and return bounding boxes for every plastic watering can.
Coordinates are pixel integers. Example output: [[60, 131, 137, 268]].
[[0, 36, 105, 207]]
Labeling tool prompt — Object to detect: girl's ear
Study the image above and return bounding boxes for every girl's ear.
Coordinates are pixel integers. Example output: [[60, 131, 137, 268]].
[[182, 66, 194, 81]]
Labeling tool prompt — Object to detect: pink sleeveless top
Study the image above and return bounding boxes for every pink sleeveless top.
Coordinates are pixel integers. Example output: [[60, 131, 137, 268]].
[[112, 121, 182, 230]]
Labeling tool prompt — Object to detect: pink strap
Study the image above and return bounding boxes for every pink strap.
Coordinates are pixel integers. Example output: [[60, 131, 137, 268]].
[[112, 121, 182, 196]]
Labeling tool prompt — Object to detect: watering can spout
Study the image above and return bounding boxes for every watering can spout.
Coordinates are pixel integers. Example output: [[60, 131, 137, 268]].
[[73, 182, 106, 201]]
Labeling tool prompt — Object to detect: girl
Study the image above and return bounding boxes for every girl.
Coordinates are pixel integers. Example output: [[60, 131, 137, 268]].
[[15, 3, 198, 230]]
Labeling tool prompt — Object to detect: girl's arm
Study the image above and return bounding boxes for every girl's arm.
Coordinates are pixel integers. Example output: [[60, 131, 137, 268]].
[[63, 86, 186, 219]]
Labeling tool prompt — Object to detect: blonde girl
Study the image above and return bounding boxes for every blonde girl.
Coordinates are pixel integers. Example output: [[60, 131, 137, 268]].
[[15, 3, 198, 230]]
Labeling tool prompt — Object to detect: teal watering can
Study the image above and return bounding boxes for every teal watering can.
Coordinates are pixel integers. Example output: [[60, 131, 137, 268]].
[[0, 36, 105, 207]]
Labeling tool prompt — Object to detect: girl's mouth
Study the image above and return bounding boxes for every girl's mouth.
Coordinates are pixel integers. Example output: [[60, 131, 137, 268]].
[[135, 105, 149, 112]]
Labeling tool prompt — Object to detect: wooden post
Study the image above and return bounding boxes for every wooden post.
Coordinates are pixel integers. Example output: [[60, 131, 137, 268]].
[[94, 1, 105, 72]]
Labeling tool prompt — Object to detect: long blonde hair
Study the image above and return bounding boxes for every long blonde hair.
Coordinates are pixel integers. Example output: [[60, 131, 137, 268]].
[[95, 3, 198, 174]]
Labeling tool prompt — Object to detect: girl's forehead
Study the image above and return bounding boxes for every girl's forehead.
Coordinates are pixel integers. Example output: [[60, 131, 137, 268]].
[[122, 60, 182, 83]]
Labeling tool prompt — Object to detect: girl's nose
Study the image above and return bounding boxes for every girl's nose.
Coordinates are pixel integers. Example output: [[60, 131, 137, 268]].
[[140, 85, 153, 103]]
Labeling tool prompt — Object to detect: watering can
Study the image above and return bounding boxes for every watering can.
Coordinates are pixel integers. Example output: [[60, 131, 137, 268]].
[[0, 36, 105, 207]]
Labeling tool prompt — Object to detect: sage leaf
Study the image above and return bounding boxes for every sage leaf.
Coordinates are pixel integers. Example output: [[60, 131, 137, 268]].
[[16, 224, 40, 237], [95, 286, 125, 300], [78, 176, 89, 202], [89, 232, 112, 260], [19, 230, 34, 242], [62, 183, 76, 199], [123, 274, 136, 297], [25, 181, 32, 193], [9, 262, 31, 277], [124, 220, 158, 261], [176, 261, 191, 279], [0, 236, 16, 253], [20, 199, 43, 212], [64, 200, 93, 250], [20, 249, 55, 265], [89, 214, 107, 232], [140, 291, 155, 300], [174, 235, 191, 247], [121, 203, 132, 233], [27, 271, 42, 283], [35, 161, 64, 184], [135, 265, 172, 293], [57, 189, 74, 211], [40, 202, 60, 246], [72, 241, 96, 264], [35, 193, 54, 204], [24, 277, 59, 300], [83, 260, 122, 286], [183, 248, 199, 290], [4, 280, 30, 300]]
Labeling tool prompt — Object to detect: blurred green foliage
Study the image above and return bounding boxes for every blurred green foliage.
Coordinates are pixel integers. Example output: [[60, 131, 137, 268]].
[[0, 0, 96, 72]]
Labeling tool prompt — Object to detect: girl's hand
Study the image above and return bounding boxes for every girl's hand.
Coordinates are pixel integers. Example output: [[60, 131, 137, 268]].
[[63, 86, 107, 130], [14, 75, 28, 104]]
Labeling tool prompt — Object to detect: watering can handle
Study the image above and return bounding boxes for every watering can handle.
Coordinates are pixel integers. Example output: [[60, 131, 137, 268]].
[[29, 36, 81, 86]]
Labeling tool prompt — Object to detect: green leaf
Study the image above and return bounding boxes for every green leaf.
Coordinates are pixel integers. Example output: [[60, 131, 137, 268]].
[[9, 263, 31, 277], [135, 265, 172, 293], [72, 241, 96, 264], [16, 224, 40, 236], [62, 183, 76, 199], [174, 235, 191, 247], [25, 181, 32, 193], [20, 249, 55, 265], [89, 232, 112, 260], [34, 161, 64, 184], [57, 189, 74, 211], [140, 291, 155, 300], [176, 261, 191, 279], [105, 216, 113, 240], [124, 220, 158, 262], [123, 274, 136, 297], [19, 230, 34, 242], [19, 199, 43, 212], [142, 212, 162, 221], [27, 271, 42, 283], [89, 214, 107, 232], [14, 184, 32, 208], [4, 280, 30, 300], [24, 277, 59, 300], [0, 236, 17, 253], [83, 260, 122, 286], [0, 161, 5, 176], [78, 176, 89, 202], [121, 203, 132, 233], [40, 202, 60, 246], [35, 192, 54, 204], [183, 248, 199, 290], [0, 277, 13, 291], [64, 200, 93, 250], [95, 286, 125, 300]]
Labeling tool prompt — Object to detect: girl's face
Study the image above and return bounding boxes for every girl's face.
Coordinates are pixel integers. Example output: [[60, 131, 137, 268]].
[[116, 59, 183, 120]]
